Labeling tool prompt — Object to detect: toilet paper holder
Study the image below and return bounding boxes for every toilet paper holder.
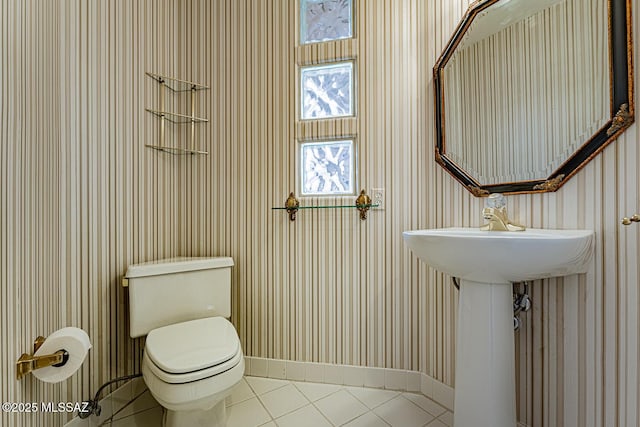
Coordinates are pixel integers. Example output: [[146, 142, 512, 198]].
[[16, 336, 69, 380]]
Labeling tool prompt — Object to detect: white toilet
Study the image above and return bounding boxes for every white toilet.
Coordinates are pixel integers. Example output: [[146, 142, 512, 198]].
[[125, 257, 244, 427]]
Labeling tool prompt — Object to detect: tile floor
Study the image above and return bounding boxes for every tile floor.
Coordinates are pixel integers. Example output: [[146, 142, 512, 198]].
[[101, 376, 454, 427]]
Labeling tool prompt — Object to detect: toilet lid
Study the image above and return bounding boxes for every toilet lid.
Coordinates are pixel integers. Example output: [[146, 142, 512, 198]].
[[145, 317, 240, 374]]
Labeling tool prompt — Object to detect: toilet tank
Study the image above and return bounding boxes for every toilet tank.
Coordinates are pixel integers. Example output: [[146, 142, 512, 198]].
[[125, 257, 234, 338]]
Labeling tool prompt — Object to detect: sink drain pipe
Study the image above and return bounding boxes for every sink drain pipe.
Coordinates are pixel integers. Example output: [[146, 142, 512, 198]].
[[452, 278, 531, 330]]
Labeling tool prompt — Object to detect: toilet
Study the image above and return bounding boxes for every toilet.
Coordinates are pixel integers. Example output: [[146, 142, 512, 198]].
[[125, 257, 244, 427]]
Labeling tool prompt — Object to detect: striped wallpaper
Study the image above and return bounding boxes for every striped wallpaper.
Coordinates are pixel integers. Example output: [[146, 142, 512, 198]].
[[1, 1, 638, 427]]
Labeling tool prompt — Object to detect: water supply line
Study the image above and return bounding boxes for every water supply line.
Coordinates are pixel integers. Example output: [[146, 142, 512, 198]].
[[513, 282, 531, 330], [79, 373, 142, 419], [452, 278, 531, 331]]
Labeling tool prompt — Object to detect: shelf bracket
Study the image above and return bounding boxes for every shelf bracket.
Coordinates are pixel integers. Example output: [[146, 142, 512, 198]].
[[355, 189, 372, 220], [285, 193, 300, 221]]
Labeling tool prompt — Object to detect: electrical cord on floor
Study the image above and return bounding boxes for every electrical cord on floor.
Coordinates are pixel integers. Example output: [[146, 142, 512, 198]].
[[79, 373, 143, 419]]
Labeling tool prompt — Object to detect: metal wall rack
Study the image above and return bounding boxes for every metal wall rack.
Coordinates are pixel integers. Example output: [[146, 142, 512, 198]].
[[145, 72, 209, 155]]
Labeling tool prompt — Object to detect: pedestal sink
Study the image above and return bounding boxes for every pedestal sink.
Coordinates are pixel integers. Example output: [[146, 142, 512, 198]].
[[403, 227, 594, 427]]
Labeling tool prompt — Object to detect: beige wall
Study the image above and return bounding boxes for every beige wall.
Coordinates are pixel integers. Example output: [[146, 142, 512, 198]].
[[1, 1, 638, 426]]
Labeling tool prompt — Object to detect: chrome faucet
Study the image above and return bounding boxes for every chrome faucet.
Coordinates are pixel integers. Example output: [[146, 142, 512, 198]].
[[480, 193, 526, 232]]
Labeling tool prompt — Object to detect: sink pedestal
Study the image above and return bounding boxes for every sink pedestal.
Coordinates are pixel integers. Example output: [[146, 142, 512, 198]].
[[454, 280, 516, 427], [402, 227, 595, 427]]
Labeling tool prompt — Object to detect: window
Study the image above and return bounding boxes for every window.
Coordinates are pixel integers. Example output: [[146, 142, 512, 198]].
[[300, 61, 354, 120], [300, 139, 354, 196], [300, 0, 353, 45], [297, 0, 356, 197]]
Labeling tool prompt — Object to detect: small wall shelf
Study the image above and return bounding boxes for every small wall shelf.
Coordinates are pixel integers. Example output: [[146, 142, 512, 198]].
[[144, 145, 209, 156], [145, 72, 209, 155], [273, 190, 378, 221], [145, 109, 209, 124], [146, 72, 209, 92]]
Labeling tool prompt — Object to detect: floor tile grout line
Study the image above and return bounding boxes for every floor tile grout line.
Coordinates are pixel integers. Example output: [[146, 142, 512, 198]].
[[287, 382, 345, 426], [367, 394, 437, 427], [307, 399, 340, 427], [245, 377, 291, 395], [270, 401, 338, 427], [307, 389, 370, 427], [436, 411, 454, 426], [398, 392, 447, 418], [342, 386, 401, 411], [340, 411, 393, 427], [425, 415, 450, 427], [293, 386, 355, 427], [426, 418, 442, 427], [110, 406, 162, 426], [253, 394, 276, 424], [292, 385, 434, 427], [225, 393, 255, 408], [255, 382, 313, 421], [227, 378, 279, 425], [110, 390, 155, 422], [290, 380, 344, 403], [225, 379, 259, 408]]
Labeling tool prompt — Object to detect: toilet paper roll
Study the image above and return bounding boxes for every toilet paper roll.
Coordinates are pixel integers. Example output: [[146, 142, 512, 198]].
[[31, 327, 92, 383]]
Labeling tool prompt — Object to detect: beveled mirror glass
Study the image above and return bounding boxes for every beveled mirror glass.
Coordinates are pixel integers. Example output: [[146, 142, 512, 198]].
[[434, 0, 634, 196]]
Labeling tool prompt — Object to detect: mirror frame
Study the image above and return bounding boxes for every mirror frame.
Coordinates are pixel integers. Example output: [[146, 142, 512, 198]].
[[434, 0, 634, 196]]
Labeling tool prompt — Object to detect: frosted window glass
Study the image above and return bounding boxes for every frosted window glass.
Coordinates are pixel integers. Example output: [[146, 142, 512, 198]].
[[300, 140, 354, 195], [300, 62, 353, 120], [300, 0, 353, 44]]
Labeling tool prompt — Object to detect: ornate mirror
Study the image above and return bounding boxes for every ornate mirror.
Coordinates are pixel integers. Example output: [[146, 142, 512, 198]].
[[434, 0, 634, 196]]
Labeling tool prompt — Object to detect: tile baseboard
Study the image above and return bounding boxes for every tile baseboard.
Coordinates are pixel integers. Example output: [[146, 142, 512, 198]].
[[245, 356, 454, 409]]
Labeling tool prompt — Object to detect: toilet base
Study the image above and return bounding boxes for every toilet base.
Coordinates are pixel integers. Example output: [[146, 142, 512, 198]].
[[163, 400, 227, 427]]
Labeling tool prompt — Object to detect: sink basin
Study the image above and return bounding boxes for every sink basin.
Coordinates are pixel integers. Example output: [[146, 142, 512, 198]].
[[403, 227, 594, 283], [402, 227, 594, 427]]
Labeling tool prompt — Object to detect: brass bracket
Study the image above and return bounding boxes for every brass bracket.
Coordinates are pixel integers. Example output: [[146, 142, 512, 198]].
[[34, 336, 46, 353], [355, 189, 372, 220], [16, 337, 69, 380], [622, 214, 640, 225], [467, 185, 490, 197], [533, 174, 565, 192], [285, 192, 300, 221], [607, 103, 633, 136]]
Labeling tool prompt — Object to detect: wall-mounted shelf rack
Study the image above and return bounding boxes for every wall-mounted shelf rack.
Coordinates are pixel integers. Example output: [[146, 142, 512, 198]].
[[145, 72, 209, 155], [273, 190, 378, 221]]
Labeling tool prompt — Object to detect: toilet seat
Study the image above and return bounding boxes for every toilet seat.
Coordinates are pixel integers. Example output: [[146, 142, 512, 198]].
[[144, 317, 242, 384]]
